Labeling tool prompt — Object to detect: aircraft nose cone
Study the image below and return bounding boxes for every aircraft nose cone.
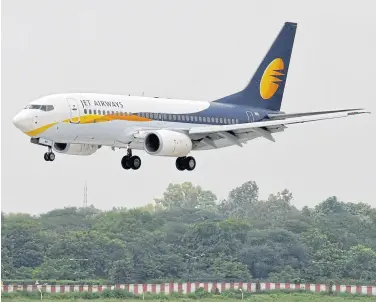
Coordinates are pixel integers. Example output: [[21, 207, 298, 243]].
[[13, 111, 33, 132]]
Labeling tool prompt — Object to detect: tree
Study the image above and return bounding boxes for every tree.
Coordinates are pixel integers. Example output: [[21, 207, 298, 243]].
[[154, 182, 217, 210], [1, 181, 376, 284], [341, 245, 376, 280], [219, 180, 259, 218]]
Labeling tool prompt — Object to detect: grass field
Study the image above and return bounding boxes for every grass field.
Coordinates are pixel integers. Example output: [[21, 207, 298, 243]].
[[3, 294, 376, 301]]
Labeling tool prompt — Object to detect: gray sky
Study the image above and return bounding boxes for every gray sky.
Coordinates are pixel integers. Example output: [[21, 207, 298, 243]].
[[2, 0, 375, 214]]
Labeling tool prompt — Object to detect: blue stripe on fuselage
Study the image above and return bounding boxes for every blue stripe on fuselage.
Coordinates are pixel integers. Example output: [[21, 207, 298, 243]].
[[135, 102, 273, 124]]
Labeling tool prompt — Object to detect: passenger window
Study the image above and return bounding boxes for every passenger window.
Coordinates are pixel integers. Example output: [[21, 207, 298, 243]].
[[89, 109, 92, 114], [211, 117, 215, 123], [94, 110, 97, 114], [199, 117, 202, 122], [236, 119, 239, 124], [84, 109, 87, 114], [194, 116, 198, 122], [215, 117, 218, 123], [220, 117, 223, 123], [173, 115, 176, 120]]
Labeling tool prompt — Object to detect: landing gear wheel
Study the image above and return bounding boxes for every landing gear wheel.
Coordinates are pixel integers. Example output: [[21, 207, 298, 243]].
[[121, 156, 131, 169], [176, 157, 186, 171], [185, 156, 196, 171], [48, 152, 55, 161], [44, 152, 55, 161], [121, 151, 141, 170], [129, 156, 141, 170]]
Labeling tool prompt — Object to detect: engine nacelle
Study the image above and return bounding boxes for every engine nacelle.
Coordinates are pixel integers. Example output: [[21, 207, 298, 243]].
[[53, 143, 100, 156], [144, 130, 192, 157]]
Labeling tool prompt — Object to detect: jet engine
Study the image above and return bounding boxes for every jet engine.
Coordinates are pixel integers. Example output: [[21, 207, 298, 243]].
[[53, 143, 100, 155], [144, 130, 192, 157]]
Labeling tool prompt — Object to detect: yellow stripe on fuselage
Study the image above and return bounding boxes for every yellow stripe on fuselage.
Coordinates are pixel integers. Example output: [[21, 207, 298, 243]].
[[24, 114, 152, 137], [25, 122, 58, 137], [79, 114, 152, 124]]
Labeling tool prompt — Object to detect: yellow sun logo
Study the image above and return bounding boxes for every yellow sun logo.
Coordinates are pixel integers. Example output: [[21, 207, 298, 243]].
[[260, 58, 285, 99]]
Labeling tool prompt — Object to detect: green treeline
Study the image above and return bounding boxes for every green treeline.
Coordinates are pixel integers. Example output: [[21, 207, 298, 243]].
[[1, 181, 376, 285]]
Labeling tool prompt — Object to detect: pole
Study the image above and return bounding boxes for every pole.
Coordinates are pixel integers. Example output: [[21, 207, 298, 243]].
[[35, 281, 43, 300]]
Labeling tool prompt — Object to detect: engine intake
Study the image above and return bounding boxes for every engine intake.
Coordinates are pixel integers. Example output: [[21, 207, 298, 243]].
[[53, 143, 100, 156], [144, 130, 192, 157]]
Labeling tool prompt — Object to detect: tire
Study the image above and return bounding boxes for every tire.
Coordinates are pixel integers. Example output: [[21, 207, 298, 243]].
[[121, 156, 131, 169], [176, 157, 186, 171], [48, 152, 55, 161], [44, 153, 50, 161], [185, 156, 196, 171], [130, 156, 141, 170]]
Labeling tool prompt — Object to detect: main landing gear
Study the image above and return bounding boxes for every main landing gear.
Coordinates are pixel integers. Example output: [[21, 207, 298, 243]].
[[44, 147, 55, 161], [176, 156, 196, 171], [120, 149, 196, 171], [121, 149, 141, 170]]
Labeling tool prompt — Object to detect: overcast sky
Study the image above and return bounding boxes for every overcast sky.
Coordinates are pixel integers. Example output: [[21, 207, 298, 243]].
[[1, 0, 375, 214]]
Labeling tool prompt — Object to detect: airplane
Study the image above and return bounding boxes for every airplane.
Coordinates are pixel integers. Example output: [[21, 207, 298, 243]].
[[12, 22, 369, 171]]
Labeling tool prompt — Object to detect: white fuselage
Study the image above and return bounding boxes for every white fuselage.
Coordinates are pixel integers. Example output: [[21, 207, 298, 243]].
[[13, 93, 264, 152]]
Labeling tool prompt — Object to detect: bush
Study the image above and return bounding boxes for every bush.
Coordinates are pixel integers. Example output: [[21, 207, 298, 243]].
[[194, 287, 212, 299], [2, 279, 110, 285], [1, 287, 372, 300]]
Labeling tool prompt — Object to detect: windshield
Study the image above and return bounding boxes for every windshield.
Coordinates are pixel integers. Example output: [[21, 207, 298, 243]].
[[25, 104, 54, 111]]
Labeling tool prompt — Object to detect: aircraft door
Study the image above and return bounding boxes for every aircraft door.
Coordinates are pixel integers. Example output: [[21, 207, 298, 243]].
[[65, 97, 80, 123], [246, 111, 255, 123]]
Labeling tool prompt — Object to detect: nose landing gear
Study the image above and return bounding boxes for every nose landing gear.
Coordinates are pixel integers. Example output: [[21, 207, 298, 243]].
[[44, 147, 55, 161]]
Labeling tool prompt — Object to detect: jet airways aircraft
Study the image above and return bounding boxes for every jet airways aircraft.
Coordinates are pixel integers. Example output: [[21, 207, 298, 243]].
[[13, 22, 368, 171]]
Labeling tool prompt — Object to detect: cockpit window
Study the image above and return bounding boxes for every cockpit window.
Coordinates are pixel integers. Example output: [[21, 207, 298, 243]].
[[43, 105, 54, 111], [25, 104, 54, 111], [25, 104, 41, 109]]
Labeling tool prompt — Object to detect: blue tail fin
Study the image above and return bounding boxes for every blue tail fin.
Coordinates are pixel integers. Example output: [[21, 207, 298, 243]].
[[215, 22, 297, 111]]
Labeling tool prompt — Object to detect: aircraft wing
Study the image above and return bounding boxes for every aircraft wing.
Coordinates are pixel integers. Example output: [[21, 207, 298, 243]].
[[188, 109, 369, 143], [266, 108, 365, 120]]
